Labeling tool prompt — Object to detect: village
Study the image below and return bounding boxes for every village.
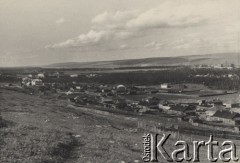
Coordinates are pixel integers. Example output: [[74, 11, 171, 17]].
[[3, 1, 240, 162], [1, 66, 240, 136]]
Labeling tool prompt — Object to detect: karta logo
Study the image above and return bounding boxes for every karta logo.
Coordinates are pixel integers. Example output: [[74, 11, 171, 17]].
[[142, 133, 239, 162]]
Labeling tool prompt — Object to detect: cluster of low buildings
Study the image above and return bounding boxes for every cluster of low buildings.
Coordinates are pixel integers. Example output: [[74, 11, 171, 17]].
[[194, 63, 237, 70], [20, 72, 64, 87], [68, 84, 240, 129], [194, 73, 239, 79], [22, 78, 44, 87], [15, 71, 240, 132], [158, 98, 240, 128], [70, 88, 240, 132]]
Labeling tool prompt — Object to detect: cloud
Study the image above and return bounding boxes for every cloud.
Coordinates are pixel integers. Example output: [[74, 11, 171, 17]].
[[47, 1, 208, 49], [144, 41, 165, 50], [46, 30, 134, 48], [126, 2, 205, 29], [173, 39, 203, 49], [55, 18, 66, 25], [46, 0, 240, 53], [92, 2, 206, 31], [92, 10, 139, 30]]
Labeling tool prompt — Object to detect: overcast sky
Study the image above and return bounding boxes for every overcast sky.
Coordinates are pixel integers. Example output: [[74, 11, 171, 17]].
[[0, 0, 240, 67]]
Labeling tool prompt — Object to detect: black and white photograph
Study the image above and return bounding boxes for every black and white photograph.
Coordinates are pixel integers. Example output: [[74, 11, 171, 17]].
[[1, 0, 240, 162]]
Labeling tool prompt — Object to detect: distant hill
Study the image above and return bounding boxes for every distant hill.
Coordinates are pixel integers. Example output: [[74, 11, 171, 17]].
[[44, 53, 240, 68]]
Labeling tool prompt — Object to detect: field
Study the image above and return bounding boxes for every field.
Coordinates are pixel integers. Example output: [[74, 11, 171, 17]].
[[122, 91, 240, 103], [122, 82, 240, 104], [122, 94, 193, 101], [171, 92, 240, 104]]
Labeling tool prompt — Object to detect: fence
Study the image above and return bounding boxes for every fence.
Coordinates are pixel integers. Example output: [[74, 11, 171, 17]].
[[137, 119, 240, 140], [69, 104, 240, 140]]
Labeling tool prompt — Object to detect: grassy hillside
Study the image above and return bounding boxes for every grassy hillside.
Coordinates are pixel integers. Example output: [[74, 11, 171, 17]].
[[44, 53, 240, 68], [0, 88, 144, 162], [45, 57, 188, 69]]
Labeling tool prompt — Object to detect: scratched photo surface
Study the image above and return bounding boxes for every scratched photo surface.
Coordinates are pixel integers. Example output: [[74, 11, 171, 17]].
[[1, 0, 240, 162]]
